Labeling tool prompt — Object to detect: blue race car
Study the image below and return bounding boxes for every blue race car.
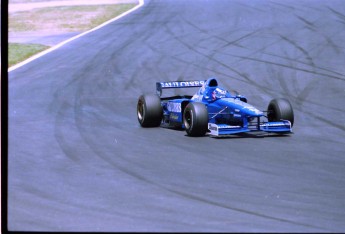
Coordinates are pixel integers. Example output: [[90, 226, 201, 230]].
[[137, 78, 294, 137]]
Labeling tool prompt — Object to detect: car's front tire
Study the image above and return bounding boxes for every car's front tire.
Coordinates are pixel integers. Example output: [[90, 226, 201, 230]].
[[137, 94, 163, 127], [183, 102, 209, 136], [267, 98, 294, 126]]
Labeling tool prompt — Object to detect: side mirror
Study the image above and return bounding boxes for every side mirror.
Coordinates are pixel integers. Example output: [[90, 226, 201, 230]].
[[236, 95, 247, 103]]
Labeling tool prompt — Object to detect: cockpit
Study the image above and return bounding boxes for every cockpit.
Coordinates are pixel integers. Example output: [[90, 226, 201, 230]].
[[207, 87, 231, 100], [191, 78, 232, 102]]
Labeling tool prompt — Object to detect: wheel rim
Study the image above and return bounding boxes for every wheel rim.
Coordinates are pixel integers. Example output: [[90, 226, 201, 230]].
[[267, 104, 276, 122], [267, 108, 274, 121], [184, 110, 193, 129], [137, 100, 145, 122]]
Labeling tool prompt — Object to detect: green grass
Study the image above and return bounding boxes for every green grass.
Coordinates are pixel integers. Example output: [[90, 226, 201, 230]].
[[8, 3, 137, 67], [8, 43, 50, 67], [9, 4, 137, 32]]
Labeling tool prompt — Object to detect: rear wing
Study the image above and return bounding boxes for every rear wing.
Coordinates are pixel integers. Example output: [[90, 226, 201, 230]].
[[156, 80, 205, 96]]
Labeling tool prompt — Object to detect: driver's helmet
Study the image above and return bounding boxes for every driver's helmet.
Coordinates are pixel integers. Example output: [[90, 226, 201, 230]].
[[202, 78, 231, 101], [212, 87, 228, 99], [205, 87, 228, 101]]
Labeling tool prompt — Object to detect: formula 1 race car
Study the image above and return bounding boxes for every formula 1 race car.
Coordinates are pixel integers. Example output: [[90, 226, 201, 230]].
[[137, 78, 294, 137]]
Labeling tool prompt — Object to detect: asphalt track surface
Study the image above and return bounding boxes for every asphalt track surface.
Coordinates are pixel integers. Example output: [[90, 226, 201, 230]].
[[8, 0, 345, 232]]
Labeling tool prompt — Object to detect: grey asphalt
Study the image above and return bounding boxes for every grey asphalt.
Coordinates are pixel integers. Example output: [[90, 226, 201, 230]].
[[8, 0, 345, 232]]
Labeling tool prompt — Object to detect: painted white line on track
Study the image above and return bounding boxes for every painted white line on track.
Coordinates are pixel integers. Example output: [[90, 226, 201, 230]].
[[8, 0, 144, 72]]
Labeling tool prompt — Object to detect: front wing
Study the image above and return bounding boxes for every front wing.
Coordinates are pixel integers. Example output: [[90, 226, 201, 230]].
[[208, 120, 292, 137]]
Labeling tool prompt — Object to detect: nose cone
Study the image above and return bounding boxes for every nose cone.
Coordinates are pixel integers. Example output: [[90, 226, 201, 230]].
[[218, 98, 263, 116], [240, 104, 263, 116]]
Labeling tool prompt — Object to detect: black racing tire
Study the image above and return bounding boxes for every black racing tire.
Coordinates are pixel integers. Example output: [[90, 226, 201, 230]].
[[183, 102, 209, 137], [267, 98, 294, 127], [137, 94, 163, 127]]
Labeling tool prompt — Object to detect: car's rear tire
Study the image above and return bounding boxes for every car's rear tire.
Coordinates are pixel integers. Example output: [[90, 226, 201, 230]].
[[267, 98, 294, 126], [183, 102, 209, 136], [137, 94, 163, 127]]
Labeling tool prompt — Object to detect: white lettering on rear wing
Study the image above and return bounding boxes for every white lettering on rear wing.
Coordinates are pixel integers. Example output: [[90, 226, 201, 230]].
[[156, 80, 205, 96]]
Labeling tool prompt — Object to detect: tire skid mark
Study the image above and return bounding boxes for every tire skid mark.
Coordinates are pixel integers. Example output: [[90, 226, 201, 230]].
[[294, 79, 320, 109], [278, 34, 315, 67], [163, 16, 276, 98], [295, 14, 315, 28], [180, 15, 259, 51], [116, 8, 178, 91], [320, 33, 343, 54], [235, 1, 267, 13], [302, 19, 344, 55], [212, 43, 326, 103], [160, 2, 339, 103], [327, 6, 345, 22], [219, 46, 345, 118], [171, 54, 251, 86], [141, 24, 248, 86], [55, 102, 83, 162], [263, 57, 344, 116], [261, 51, 345, 77], [264, 41, 319, 110], [218, 31, 260, 50], [269, 1, 295, 11], [141, 18, 205, 85], [294, 103, 345, 132], [196, 29, 343, 102], [264, 61, 291, 98], [267, 69, 345, 132], [231, 55, 345, 82]]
